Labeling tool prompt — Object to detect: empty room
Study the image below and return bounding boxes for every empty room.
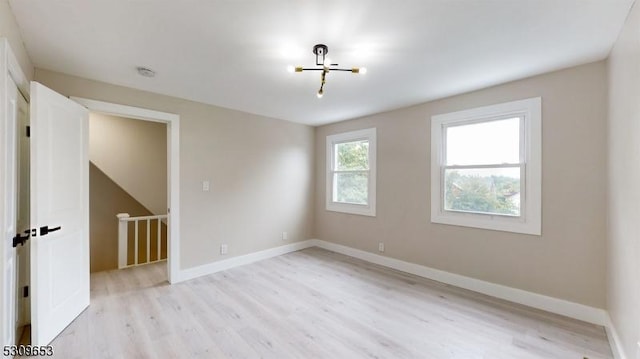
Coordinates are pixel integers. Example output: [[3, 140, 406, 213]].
[[0, 1, 638, 358]]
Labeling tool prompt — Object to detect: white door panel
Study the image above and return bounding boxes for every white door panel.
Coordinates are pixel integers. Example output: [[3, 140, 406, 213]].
[[2, 75, 19, 347], [30, 82, 89, 346]]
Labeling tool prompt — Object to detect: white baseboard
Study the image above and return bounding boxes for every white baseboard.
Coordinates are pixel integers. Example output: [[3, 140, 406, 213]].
[[176, 240, 315, 282], [604, 314, 628, 359], [309, 239, 607, 326]]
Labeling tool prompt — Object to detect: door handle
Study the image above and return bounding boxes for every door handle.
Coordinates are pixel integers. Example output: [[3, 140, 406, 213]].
[[12, 231, 30, 247], [40, 225, 61, 236]]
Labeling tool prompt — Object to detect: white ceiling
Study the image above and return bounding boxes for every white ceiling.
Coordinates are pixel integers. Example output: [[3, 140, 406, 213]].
[[8, 0, 634, 126]]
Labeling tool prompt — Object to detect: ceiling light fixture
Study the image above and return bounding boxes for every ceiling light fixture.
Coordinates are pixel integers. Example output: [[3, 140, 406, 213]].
[[291, 44, 366, 98]]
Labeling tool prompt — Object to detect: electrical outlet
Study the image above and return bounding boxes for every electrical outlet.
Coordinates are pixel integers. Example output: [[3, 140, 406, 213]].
[[220, 244, 228, 255], [378, 242, 385, 252], [202, 180, 210, 192], [282, 232, 288, 241]]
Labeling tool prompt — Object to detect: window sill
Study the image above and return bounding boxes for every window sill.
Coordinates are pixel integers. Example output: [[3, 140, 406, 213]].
[[431, 211, 540, 235], [326, 202, 376, 217]]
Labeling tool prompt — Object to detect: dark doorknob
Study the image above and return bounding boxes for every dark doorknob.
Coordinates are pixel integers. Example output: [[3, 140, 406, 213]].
[[40, 225, 61, 236]]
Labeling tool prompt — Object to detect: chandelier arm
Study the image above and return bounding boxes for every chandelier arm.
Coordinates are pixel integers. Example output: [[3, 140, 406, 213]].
[[318, 69, 327, 94], [297, 67, 356, 72]]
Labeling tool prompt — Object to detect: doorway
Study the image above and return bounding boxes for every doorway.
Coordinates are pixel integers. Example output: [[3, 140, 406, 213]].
[[14, 77, 29, 345], [1, 37, 30, 348], [88, 113, 168, 273], [70, 97, 181, 284]]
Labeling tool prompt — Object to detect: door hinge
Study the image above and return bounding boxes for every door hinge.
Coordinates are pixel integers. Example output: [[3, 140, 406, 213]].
[[23, 286, 29, 298], [26, 125, 30, 138], [12, 230, 30, 247]]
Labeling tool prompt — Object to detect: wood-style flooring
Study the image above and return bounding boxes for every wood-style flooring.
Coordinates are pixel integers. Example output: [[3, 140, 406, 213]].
[[43, 247, 612, 358]]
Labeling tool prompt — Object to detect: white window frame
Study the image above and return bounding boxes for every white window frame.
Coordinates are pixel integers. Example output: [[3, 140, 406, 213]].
[[326, 128, 377, 216], [430, 97, 541, 235]]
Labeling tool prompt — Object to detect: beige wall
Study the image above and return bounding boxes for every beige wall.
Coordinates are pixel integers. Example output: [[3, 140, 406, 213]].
[[90, 113, 167, 216], [315, 61, 608, 308], [0, 0, 32, 79], [35, 69, 315, 270], [89, 163, 166, 273], [607, 1, 640, 357]]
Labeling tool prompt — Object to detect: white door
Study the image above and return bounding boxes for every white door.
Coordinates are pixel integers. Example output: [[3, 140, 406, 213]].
[[30, 82, 89, 346], [1, 74, 19, 348]]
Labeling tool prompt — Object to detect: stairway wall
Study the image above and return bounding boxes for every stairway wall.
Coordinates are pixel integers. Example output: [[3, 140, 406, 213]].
[[90, 162, 166, 272], [89, 112, 167, 216]]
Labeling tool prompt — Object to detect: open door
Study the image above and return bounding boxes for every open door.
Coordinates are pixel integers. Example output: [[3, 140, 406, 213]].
[[30, 82, 89, 345]]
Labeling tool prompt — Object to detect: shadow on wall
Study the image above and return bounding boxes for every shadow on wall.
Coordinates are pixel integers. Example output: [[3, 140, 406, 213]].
[[89, 162, 167, 272]]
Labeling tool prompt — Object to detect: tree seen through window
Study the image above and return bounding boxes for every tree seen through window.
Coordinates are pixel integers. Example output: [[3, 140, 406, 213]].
[[334, 140, 369, 205], [444, 169, 520, 216]]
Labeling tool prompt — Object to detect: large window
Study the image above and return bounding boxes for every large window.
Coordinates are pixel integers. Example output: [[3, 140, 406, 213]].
[[326, 128, 376, 216], [431, 98, 541, 235]]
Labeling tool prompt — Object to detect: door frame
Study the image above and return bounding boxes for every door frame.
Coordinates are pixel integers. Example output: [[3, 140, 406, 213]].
[[69, 97, 181, 283], [0, 38, 29, 346]]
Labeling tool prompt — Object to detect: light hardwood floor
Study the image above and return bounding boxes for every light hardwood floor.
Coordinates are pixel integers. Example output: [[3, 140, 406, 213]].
[[42, 247, 612, 358]]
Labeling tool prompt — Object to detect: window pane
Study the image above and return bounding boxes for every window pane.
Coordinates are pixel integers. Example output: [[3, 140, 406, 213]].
[[446, 118, 520, 166], [335, 140, 369, 170], [444, 167, 521, 216], [333, 172, 368, 205]]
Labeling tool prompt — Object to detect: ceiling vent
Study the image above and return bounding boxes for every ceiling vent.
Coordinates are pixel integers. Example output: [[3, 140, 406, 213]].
[[136, 66, 156, 78]]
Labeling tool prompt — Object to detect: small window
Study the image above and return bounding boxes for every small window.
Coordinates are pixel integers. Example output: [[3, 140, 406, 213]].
[[326, 128, 376, 216], [431, 98, 541, 235]]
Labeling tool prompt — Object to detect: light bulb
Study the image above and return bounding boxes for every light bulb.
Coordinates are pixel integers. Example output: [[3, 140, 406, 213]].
[[317, 90, 324, 98], [360, 67, 368, 74], [287, 65, 295, 73], [324, 57, 332, 67]]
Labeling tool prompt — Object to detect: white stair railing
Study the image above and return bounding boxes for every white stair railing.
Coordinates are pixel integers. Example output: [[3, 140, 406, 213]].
[[117, 213, 168, 269]]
